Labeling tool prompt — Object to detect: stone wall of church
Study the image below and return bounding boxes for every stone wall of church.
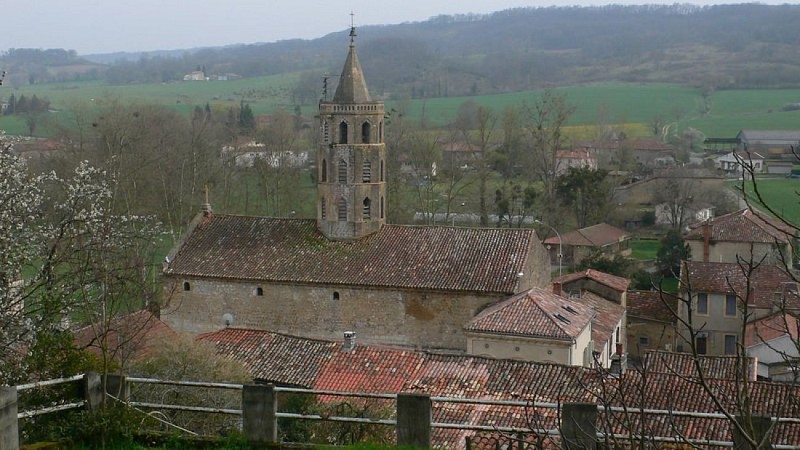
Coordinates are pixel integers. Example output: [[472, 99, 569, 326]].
[[161, 277, 508, 350]]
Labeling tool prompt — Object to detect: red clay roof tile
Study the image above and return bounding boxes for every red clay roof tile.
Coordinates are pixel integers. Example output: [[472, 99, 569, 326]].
[[166, 216, 536, 294], [464, 287, 593, 340]]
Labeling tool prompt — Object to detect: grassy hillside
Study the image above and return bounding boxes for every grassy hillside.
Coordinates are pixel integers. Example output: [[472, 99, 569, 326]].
[[3, 79, 800, 139]]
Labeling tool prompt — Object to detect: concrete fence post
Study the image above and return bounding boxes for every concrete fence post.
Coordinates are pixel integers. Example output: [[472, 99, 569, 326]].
[[396, 392, 431, 448], [733, 415, 773, 450], [0, 386, 19, 450], [104, 374, 129, 403], [242, 383, 277, 443], [561, 402, 597, 450], [83, 372, 103, 412]]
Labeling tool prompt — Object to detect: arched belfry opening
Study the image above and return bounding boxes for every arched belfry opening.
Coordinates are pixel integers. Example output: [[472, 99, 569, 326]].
[[339, 122, 348, 144], [363, 198, 371, 219], [361, 122, 371, 143]]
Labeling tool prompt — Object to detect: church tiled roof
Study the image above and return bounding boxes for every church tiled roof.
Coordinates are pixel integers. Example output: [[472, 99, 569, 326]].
[[165, 215, 536, 294]]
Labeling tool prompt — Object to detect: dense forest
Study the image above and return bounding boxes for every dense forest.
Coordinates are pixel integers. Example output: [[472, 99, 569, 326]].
[[3, 4, 800, 97]]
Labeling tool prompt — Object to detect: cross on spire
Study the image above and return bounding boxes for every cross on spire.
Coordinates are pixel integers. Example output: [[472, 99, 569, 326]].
[[349, 12, 356, 45]]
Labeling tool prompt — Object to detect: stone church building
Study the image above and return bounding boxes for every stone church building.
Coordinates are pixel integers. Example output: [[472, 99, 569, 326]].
[[161, 27, 551, 351]]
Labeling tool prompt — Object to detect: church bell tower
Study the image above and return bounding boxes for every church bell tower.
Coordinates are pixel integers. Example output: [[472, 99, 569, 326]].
[[317, 24, 386, 240]]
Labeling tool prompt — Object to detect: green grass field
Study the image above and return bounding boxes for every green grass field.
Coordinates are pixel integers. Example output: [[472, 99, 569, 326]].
[[630, 238, 660, 260], [4, 78, 800, 139], [737, 177, 800, 226]]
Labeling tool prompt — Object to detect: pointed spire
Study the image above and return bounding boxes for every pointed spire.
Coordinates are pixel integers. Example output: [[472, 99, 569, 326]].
[[333, 15, 371, 104]]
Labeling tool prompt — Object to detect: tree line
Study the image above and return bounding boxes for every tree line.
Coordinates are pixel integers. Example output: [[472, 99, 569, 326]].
[[5, 4, 800, 93]]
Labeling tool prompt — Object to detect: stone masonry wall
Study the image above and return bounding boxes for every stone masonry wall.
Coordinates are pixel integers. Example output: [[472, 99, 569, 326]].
[[162, 277, 507, 351]]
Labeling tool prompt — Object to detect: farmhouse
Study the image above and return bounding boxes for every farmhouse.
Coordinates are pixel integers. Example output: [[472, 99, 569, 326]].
[[684, 208, 796, 265], [161, 28, 550, 351]]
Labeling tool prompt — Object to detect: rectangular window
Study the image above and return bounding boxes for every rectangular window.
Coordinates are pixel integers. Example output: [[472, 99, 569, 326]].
[[696, 293, 708, 315], [696, 333, 708, 355], [725, 294, 737, 317], [638, 336, 650, 347], [724, 334, 737, 355]]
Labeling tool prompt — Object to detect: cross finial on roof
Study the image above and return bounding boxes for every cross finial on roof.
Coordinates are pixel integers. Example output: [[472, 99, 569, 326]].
[[349, 12, 357, 45]]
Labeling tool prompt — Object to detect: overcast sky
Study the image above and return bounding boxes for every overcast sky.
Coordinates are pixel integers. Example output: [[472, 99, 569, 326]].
[[3, 0, 794, 55]]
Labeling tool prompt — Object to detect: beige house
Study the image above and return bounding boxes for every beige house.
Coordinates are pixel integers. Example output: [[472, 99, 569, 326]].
[[161, 29, 551, 352], [555, 149, 597, 176], [553, 269, 628, 367], [713, 151, 764, 176], [684, 208, 796, 265], [464, 286, 594, 366], [678, 260, 797, 356]]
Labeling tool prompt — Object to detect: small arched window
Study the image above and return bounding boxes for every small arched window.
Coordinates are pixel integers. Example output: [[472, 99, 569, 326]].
[[363, 197, 371, 219], [361, 122, 371, 143], [256, 287, 264, 296], [183, 281, 191, 291], [321, 159, 327, 182], [338, 159, 347, 184], [338, 198, 347, 221], [333, 291, 340, 301], [380, 197, 385, 219], [379, 121, 383, 142], [380, 160, 384, 182], [339, 121, 348, 144], [362, 160, 371, 182]]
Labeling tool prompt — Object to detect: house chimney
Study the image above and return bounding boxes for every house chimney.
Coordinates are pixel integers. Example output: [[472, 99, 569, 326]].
[[610, 343, 627, 376], [703, 221, 711, 263], [342, 331, 356, 351], [553, 282, 563, 297]]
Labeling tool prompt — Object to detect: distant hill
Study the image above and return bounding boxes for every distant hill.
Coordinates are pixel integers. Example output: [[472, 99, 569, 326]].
[[5, 4, 800, 98]]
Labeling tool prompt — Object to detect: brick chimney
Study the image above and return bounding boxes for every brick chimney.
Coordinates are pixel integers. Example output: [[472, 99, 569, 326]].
[[703, 221, 712, 263], [610, 343, 627, 376], [553, 282, 563, 297]]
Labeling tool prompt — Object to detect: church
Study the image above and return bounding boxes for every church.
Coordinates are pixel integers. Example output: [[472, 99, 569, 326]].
[[161, 27, 551, 351]]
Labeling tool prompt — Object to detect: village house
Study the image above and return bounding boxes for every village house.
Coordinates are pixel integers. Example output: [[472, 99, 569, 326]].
[[553, 269, 628, 366], [161, 28, 550, 351], [746, 311, 800, 381], [683, 208, 796, 265], [678, 260, 798, 357], [713, 151, 764, 176], [555, 149, 597, 175], [542, 222, 631, 267], [464, 286, 595, 366]]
